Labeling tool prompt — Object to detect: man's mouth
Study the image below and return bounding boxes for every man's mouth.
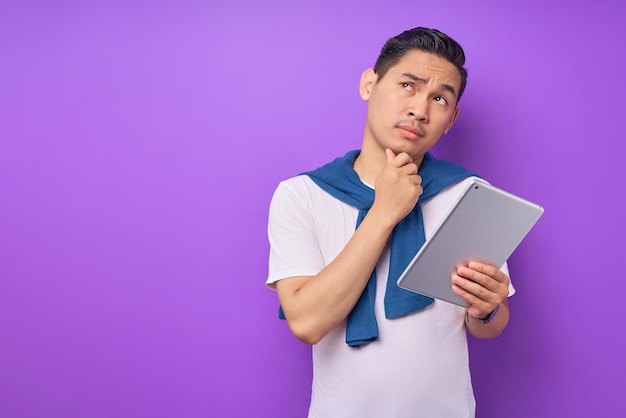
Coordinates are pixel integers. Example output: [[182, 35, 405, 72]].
[[396, 124, 426, 138]]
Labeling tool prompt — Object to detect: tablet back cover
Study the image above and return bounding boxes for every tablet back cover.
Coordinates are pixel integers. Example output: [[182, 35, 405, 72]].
[[396, 179, 544, 306]]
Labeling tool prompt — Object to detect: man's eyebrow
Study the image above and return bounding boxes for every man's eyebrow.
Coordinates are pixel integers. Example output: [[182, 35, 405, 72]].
[[401, 72, 458, 98]]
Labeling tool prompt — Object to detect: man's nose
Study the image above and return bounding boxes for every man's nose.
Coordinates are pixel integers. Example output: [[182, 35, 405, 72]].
[[407, 98, 429, 122]]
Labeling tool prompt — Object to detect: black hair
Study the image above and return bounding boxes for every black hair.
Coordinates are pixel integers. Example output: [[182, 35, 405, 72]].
[[373, 27, 468, 100]]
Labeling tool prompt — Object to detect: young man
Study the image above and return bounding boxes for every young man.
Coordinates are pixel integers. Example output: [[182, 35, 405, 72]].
[[266, 27, 513, 417]]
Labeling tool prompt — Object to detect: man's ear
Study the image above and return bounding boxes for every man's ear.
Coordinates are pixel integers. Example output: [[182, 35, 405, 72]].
[[444, 105, 461, 134], [359, 68, 377, 101]]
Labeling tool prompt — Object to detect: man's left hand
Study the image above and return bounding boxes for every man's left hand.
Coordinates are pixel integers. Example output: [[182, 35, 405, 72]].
[[451, 261, 510, 320]]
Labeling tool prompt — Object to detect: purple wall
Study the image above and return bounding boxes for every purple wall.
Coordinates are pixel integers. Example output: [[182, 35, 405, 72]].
[[1, 1, 624, 417]]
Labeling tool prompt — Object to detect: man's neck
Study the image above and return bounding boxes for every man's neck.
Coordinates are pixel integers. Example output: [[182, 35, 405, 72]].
[[353, 143, 425, 186], [352, 147, 383, 186]]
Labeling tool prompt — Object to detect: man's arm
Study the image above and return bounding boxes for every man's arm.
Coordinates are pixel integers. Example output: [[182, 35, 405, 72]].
[[277, 150, 421, 345], [451, 261, 511, 339], [276, 212, 394, 345], [465, 299, 509, 339]]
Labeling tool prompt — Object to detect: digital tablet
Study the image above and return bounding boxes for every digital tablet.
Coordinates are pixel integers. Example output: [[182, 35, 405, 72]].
[[396, 177, 544, 307]]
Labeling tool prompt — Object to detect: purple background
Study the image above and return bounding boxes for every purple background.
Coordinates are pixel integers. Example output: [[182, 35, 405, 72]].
[[1, 1, 624, 417]]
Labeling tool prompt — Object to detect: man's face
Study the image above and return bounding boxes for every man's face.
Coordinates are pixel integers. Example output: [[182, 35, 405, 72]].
[[360, 49, 462, 162]]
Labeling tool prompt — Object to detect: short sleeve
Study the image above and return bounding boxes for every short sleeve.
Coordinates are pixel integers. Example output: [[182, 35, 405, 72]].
[[499, 262, 516, 297], [266, 178, 326, 290]]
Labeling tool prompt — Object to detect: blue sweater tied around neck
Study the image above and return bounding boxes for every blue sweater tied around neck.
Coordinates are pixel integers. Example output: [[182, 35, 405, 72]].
[[279, 150, 476, 347]]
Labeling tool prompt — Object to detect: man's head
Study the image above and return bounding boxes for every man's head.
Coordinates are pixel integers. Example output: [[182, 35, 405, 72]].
[[373, 27, 468, 101], [358, 27, 467, 167]]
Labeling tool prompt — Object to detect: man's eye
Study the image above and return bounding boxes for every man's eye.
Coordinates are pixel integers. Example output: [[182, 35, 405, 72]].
[[434, 96, 448, 105], [402, 82, 414, 92]]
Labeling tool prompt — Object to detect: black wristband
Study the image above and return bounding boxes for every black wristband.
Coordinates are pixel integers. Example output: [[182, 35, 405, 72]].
[[473, 305, 500, 324]]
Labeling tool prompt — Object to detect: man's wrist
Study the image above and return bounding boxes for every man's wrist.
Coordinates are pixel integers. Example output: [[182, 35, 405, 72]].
[[471, 304, 500, 324]]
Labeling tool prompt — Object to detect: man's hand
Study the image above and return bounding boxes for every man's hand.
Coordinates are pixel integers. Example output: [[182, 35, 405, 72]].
[[370, 149, 423, 227], [450, 261, 510, 320]]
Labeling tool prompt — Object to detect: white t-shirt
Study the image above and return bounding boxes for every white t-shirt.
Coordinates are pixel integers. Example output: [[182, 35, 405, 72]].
[[267, 175, 513, 418]]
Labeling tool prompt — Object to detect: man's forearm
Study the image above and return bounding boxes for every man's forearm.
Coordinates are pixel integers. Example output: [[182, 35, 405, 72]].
[[465, 300, 510, 339], [277, 209, 395, 345]]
